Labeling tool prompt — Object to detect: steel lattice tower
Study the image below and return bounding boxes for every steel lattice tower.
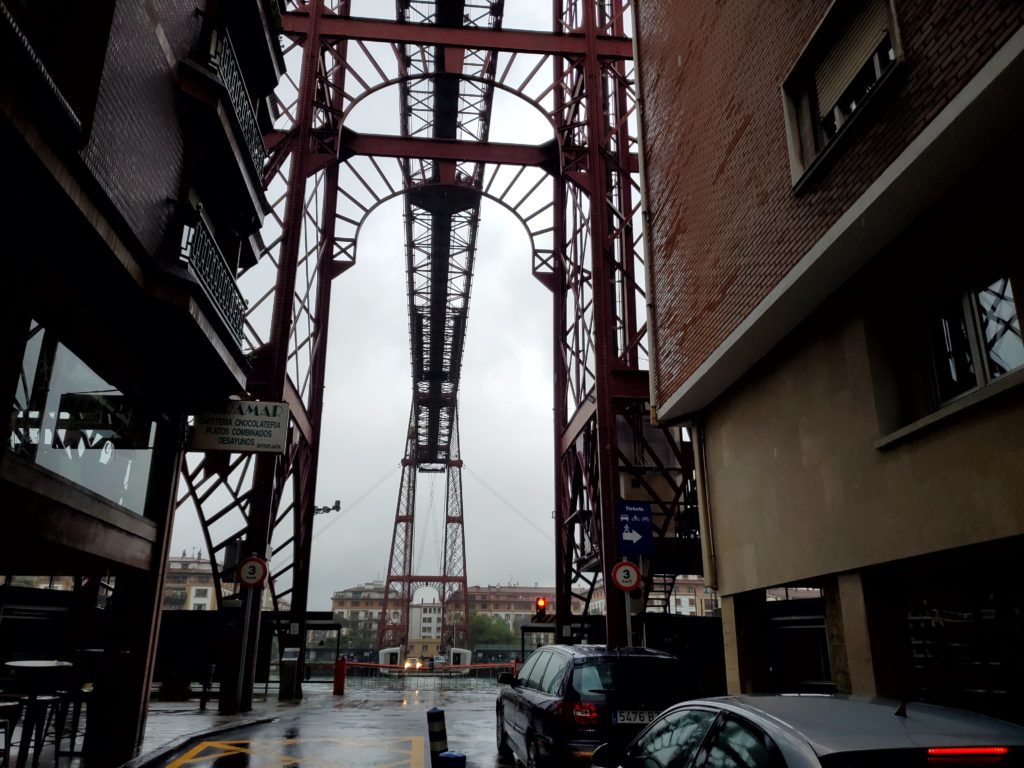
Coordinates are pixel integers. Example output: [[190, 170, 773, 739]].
[[377, 410, 469, 651], [174, 0, 701, 712], [373, 0, 497, 652]]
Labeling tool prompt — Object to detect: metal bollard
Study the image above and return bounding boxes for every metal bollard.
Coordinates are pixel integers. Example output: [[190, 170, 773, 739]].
[[333, 658, 346, 696], [438, 752, 466, 767], [199, 664, 216, 711], [426, 707, 448, 768]]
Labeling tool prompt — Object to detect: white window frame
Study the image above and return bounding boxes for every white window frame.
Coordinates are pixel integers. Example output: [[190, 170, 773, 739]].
[[782, 0, 904, 187]]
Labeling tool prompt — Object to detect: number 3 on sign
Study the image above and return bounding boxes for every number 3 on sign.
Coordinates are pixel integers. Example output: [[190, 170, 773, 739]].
[[237, 556, 268, 588], [611, 561, 641, 592]]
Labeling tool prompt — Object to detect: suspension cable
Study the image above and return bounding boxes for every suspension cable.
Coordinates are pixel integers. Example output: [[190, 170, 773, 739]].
[[462, 465, 553, 541]]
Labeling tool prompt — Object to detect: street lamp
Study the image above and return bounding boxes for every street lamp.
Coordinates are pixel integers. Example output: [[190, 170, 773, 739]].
[[314, 500, 341, 515]]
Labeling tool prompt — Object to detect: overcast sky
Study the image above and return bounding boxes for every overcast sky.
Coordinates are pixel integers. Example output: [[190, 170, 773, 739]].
[[172, 3, 566, 610]]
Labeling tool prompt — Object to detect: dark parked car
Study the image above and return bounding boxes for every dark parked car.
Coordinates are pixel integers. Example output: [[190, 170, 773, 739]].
[[496, 644, 699, 767], [591, 694, 1024, 768]]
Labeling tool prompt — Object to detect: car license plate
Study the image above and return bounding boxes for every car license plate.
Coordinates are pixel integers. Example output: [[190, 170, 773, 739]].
[[613, 710, 658, 724]]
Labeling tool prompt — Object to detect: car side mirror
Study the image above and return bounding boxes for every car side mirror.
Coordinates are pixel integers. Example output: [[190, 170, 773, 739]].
[[591, 743, 623, 768], [497, 672, 519, 686]]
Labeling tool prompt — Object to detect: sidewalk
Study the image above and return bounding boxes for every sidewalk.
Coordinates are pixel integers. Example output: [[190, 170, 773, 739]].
[[8, 677, 501, 768], [132, 693, 294, 766], [4, 689, 295, 768]]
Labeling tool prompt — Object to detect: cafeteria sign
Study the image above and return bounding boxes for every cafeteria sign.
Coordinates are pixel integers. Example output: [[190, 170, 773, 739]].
[[190, 401, 290, 454]]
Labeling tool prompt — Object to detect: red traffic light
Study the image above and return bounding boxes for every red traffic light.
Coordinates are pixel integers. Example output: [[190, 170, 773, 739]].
[[536, 597, 547, 609]]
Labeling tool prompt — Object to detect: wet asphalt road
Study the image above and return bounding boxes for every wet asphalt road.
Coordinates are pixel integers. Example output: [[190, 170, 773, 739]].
[[153, 678, 516, 768]]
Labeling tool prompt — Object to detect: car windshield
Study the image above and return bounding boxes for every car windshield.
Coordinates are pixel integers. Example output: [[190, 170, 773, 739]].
[[572, 656, 687, 703]]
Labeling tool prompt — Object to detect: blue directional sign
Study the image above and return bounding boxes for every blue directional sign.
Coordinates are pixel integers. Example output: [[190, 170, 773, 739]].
[[616, 500, 653, 557]]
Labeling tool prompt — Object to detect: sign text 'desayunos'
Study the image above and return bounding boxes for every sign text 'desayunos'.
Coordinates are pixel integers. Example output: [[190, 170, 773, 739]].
[[189, 401, 290, 454]]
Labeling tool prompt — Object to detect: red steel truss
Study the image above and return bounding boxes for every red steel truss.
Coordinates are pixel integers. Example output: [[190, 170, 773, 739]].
[[174, 0, 700, 711], [377, 410, 470, 651]]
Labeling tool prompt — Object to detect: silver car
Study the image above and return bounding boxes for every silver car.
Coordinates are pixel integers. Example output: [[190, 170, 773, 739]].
[[592, 694, 1024, 768]]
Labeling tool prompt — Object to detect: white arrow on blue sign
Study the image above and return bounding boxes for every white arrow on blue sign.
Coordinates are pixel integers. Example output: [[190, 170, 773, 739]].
[[616, 500, 653, 556]]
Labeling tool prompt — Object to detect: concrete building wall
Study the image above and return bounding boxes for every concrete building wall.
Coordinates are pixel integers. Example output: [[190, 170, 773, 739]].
[[703, 248, 1024, 596]]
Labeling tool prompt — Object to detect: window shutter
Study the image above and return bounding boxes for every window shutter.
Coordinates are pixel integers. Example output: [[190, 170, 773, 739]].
[[815, 0, 889, 116]]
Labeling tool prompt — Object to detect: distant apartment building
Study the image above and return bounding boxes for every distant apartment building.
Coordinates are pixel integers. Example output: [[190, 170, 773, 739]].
[[161, 554, 280, 611], [462, 584, 557, 632], [330, 581, 564, 647], [162, 555, 219, 611], [669, 577, 719, 617], [406, 601, 444, 659], [330, 580, 388, 638], [588, 576, 735, 618], [410, 600, 442, 639]]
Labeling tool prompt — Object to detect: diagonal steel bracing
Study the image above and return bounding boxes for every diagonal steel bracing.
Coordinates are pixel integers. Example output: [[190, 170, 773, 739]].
[[174, 0, 700, 712]]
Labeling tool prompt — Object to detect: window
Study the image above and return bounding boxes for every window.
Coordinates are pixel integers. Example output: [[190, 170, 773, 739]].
[[783, 0, 901, 184], [572, 657, 693, 704], [929, 276, 1024, 404], [700, 717, 784, 768], [526, 652, 552, 690], [516, 653, 542, 686], [8, 321, 158, 514], [194, 588, 209, 597], [539, 655, 567, 695], [630, 708, 717, 768]]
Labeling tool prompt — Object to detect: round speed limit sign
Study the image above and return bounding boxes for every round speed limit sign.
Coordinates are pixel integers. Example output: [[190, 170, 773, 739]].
[[611, 561, 641, 592], [237, 556, 269, 588]]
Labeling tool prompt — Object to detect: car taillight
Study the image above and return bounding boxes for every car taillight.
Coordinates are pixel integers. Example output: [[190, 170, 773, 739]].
[[927, 747, 1009, 763], [553, 702, 600, 727], [572, 702, 600, 726]]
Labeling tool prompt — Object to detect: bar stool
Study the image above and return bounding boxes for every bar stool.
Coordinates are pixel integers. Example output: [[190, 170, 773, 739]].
[[55, 683, 92, 756], [0, 700, 22, 768], [16, 694, 59, 768], [56, 648, 102, 757], [4, 659, 73, 768]]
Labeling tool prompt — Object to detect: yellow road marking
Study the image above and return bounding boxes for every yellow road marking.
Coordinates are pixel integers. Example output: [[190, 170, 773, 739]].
[[165, 735, 425, 768]]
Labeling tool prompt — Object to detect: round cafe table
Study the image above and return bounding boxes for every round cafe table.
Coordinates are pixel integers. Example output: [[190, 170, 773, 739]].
[[4, 660, 72, 670], [4, 661, 73, 767]]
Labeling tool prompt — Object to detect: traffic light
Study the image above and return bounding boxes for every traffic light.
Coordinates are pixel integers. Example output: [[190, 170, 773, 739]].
[[534, 596, 547, 621]]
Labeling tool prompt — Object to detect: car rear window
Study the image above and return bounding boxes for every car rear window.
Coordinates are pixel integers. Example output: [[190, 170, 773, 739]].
[[571, 656, 689, 703]]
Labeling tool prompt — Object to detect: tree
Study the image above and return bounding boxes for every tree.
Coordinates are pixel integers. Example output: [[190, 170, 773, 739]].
[[469, 613, 517, 645], [337, 616, 376, 650]]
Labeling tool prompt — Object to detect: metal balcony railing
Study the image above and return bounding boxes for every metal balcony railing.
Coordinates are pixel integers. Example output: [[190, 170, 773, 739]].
[[207, 28, 268, 170], [179, 213, 246, 345]]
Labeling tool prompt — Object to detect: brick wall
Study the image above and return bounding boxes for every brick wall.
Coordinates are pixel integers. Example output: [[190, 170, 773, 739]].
[[636, 0, 1024, 406], [81, 1, 196, 256]]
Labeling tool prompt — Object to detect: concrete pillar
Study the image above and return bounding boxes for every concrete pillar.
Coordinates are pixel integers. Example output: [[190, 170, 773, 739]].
[[824, 572, 877, 696], [721, 590, 768, 694], [721, 595, 741, 694]]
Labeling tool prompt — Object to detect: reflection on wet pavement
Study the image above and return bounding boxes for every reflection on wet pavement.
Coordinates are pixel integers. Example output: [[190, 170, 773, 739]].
[[167, 736, 425, 767], [156, 684, 499, 767]]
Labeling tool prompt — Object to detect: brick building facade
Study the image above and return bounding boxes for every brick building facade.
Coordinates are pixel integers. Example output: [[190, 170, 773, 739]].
[[635, 0, 1024, 722]]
